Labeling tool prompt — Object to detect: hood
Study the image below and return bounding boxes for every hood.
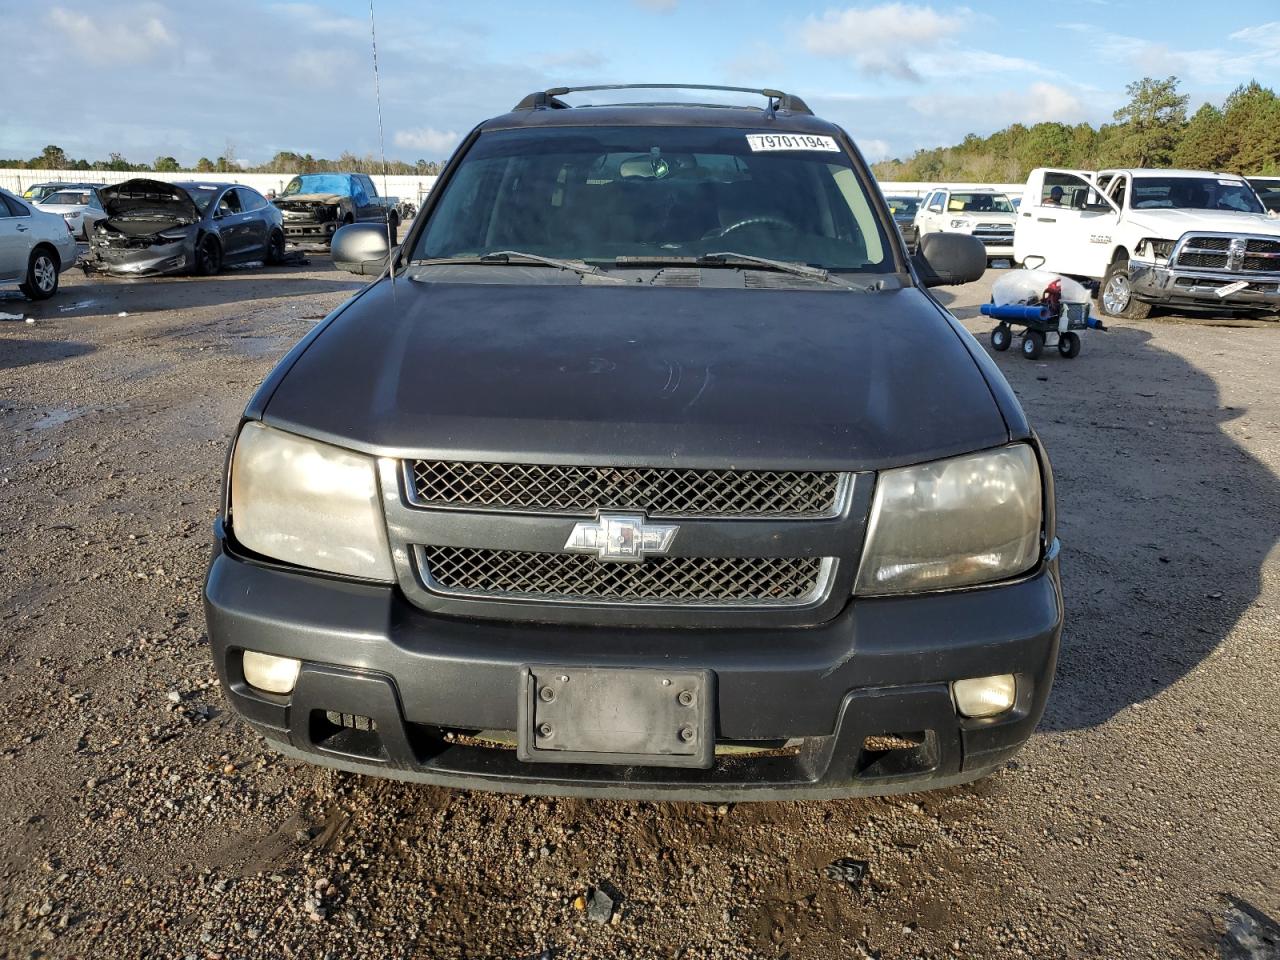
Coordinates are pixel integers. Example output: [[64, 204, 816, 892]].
[[261, 279, 1010, 471], [1127, 207, 1280, 239], [275, 193, 345, 205], [99, 179, 200, 235]]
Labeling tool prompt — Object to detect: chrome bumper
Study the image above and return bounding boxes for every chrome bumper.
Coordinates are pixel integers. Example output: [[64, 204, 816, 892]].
[[1130, 262, 1280, 310]]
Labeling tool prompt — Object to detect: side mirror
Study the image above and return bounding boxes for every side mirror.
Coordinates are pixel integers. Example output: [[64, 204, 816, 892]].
[[332, 222, 393, 275], [912, 232, 986, 287]]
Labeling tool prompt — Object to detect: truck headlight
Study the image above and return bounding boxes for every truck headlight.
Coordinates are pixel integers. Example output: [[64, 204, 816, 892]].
[[855, 445, 1042, 595], [229, 421, 394, 581], [949, 219, 969, 229]]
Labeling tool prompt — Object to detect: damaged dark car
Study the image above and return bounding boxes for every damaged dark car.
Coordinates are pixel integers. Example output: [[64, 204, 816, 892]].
[[86, 179, 285, 277], [272, 173, 400, 247]]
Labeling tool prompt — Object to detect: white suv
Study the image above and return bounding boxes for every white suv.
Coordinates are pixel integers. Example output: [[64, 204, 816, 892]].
[[0, 188, 78, 300], [914, 188, 1017, 263]]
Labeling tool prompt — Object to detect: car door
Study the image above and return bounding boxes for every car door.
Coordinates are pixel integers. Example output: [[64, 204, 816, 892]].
[[213, 188, 249, 260], [917, 190, 944, 237], [0, 193, 35, 282], [1016, 169, 1118, 277], [352, 175, 374, 220], [235, 188, 270, 255]]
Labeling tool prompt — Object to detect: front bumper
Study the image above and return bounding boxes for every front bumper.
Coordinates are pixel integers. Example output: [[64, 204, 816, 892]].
[[204, 538, 1063, 801], [1130, 262, 1280, 311], [83, 238, 192, 277], [282, 220, 339, 244]]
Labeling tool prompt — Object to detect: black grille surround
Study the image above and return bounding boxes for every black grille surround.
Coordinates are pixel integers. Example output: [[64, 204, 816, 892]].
[[418, 546, 830, 606], [408, 460, 844, 518]]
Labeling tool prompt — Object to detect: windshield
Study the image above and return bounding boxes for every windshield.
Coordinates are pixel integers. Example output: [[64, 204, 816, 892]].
[[44, 191, 91, 205], [281, 174, 353, 197], [947, 193, 1014, 214], [183, 186, 218, 213], [1132, 177, 1264, 214], [1247, 180, 1280, 212], [414, 126, 892, 272], [886, 197, 919, 217]]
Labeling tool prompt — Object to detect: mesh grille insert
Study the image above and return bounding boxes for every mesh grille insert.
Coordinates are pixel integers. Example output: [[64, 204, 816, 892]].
[[420, 546, 827, 606], [409, 461, 843, 518], [1177, 251, 1228, 269]]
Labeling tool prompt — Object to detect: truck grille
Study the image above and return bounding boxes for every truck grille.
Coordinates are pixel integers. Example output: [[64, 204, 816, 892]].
[[973, 224, 1013, 247], [1174, 235, 1280, 274], [408, 461, 844, 518], [418, 546, 828, 606]]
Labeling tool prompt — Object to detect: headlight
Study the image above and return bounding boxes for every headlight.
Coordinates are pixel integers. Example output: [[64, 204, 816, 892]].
[[949, 219, 970, 230], [1137, 238, 1174, 261], [855, 445, 1042, 595], [229, 421, 394, 580]]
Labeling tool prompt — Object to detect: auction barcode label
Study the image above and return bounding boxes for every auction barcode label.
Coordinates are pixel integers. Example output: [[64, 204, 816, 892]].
[[745, 134, 840, 152]]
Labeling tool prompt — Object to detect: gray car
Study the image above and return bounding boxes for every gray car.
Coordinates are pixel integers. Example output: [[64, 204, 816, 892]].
[[85, 179, 286, 277], [0, 187, 79, 300]]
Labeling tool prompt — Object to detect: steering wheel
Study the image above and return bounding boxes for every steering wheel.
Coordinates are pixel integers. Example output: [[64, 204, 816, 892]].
[[706, 215, 797, 239]]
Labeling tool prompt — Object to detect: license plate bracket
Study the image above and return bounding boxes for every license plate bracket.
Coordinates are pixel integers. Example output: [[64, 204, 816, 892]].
[[516, 666, 714, 768]]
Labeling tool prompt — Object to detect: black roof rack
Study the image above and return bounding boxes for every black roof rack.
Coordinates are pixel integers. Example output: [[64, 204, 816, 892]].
[[512, 84, 813, 117]]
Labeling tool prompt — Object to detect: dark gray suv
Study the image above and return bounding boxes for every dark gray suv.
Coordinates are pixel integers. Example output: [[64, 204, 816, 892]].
[[204, 85, 1062, 800]]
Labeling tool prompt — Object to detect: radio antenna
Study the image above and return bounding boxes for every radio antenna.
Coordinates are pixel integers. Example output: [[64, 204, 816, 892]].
[[368, 0, 396, 297]]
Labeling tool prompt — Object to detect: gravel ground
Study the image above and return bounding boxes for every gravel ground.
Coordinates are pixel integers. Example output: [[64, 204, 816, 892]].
[[1, 258, 1277, 960]]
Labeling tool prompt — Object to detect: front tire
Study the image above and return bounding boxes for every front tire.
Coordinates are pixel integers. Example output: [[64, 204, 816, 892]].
[[20, 247, 59, 300], [1021, 331, 1044, 359], [194, 235, 222, 276], [1058, 331, 1081, 358], [1100, 258, 1152, 320], [266, 228, 286, 265], [990, 324, 1012, 351]]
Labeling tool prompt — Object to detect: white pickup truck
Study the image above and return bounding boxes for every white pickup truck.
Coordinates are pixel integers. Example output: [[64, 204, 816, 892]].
[[1013, 168, 1280, 319]]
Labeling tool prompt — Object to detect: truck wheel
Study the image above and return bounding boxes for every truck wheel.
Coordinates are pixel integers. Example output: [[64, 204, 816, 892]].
[[1058, 332, 1081, 358], [990, 325, 1012, 351], [1100, 259, 1152, 320], [1021, 331, 1044, 359], [20, 246, 59, 300]]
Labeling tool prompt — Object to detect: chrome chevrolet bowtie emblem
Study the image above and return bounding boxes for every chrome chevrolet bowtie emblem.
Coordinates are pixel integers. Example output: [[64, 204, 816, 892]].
[[564, 512, 679, 563]]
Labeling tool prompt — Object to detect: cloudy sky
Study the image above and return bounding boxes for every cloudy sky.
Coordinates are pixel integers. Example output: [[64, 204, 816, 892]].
[[2, 0, 1278, 166]]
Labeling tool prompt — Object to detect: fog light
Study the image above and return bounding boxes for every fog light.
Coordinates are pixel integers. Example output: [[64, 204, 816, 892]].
[[242, 651, 301, 694], [952, 674, 1016, 718]]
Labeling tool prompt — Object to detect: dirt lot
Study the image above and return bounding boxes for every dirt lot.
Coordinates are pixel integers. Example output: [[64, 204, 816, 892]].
[[1, 258, 1277, 960]]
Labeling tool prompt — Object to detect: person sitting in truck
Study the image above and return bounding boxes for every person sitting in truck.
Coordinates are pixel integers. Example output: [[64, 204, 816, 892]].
[[1042, 186, 1065, 207]]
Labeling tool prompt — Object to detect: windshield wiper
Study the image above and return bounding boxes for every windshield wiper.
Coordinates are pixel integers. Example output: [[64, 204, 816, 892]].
[[415, 251, 626, 282], [617, 253, 841, 284]]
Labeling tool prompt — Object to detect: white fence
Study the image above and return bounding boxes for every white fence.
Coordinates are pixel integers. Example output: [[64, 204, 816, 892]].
[[0, 169, 441, 208], [1, 169, 1024, 208]]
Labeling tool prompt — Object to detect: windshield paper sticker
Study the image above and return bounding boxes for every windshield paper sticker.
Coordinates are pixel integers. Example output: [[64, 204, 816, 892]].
[[745, 134, 839, 152]]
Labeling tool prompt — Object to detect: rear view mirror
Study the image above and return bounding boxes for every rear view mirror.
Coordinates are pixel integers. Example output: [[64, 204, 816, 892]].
[[912, 232, 986, 287], [332, 222, 393, 275]]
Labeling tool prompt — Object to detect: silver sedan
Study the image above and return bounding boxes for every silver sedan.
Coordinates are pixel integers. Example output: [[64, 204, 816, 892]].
[[0, 187, 79, 300], [35, 186, 107, 240]]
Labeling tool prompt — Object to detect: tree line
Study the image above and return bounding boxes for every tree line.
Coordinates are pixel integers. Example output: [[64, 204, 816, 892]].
[[873, 77, 1280, 182], [0, 145, 444, 176]]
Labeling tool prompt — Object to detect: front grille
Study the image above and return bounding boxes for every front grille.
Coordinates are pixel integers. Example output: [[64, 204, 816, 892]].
[[1174, 235, 1280, 274], [419, 546, 828, 606], [408, 461, 844, 518]]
